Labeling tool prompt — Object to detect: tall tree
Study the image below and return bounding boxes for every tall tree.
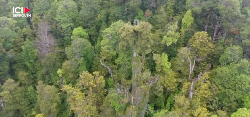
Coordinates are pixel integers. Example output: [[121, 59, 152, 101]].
[[56, 0, 78, 46], [37, 52, 64, 84], [21, 39, 39, 77], [62, 71, 105, 117], [35, 22, 56, 58], [99, 20, 126, 83], [33, 0, 51, 17], [0, 79, 30, 117], [219, 45, 243, 65], [0, 17, 18, 83], [231, 108, 250, 117], [211, 59, 250, 112], [62, 35, 94, 84], [119, 21, 159, 117], [36, 81, 60, 117]]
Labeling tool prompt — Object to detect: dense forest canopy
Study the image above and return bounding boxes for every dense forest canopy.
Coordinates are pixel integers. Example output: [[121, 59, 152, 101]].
[[0, 0, 250, 117]]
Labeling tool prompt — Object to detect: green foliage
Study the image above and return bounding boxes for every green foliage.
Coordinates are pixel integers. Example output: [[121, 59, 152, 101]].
[[0, 79, 30, 117], [57, 69, 63, 77], [219, 45, 243, 65], [154, 53, 171, 72], [17, 71, 33, 85], [101, 20, 125, 60], [119, 21, 153, 55], [62, 85, 98, 117], [71, 27, 89, 39], [26, 86, 37, 108], [37, 52, 64, 84], [108, 90, 127, 112], [36, 81, 60, 117], [107, 77, 114, 88], [211, 60, 250, 112], [126, 0, 142, 19], [216, 110, 228, 117], [35, 114, 45, 117], [242, 96, 250, 109], [78, 0, 100, 27], [188, 31, 215, 59], [166, 94, 175, 111], [62, 71, 105, 117], [231, 108, 250, 117], [135, 9, 146, 21], [192, 106, 210, 117], [162, 21, 180, 46], [56, 0, 78, 45], [33, 0, 51, 16], [65, 38, 94, 71], [181, 10, 194, 35], [1, 0, 250, 116], [61, 60, 79, 84], [0, 17, 18, 81], [21, 40, 38, 74], [217, 0, 243, 29], [154, 53, 177, 90], [152, 6, 168, 29], [108, 6, 126, 22]]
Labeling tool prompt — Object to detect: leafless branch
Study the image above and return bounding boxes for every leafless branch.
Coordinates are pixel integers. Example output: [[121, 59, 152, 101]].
[[99, 58, 113, 79], [206, 22, 214, 29], [35, 22, 56, 58], [189, 63, 212, 100], [189, 72, 203, 101]]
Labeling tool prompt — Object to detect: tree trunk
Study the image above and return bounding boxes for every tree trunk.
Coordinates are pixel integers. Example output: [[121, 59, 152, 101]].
[[189, 72, 203, 101], [212, 16, 221, 41], [204, 10, 212, 32], [188, 56, 195, 81]]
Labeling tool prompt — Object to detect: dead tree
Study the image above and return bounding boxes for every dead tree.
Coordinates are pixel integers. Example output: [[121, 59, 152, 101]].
[[204, 11, 228, 41], [35, 22, 56, 58]]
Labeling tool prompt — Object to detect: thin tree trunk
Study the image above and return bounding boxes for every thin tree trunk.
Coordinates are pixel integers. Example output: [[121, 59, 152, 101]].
[[204, 11, 212, 32], [188, 56, 195, 81], [212, 16, 221, 41], [141, 91, 150, 117], [189, 72, 203, 101], [189, 63, 211, 100]]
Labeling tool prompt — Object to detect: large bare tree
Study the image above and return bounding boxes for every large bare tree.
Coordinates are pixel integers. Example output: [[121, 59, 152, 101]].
[[35, 22, 56, 58]]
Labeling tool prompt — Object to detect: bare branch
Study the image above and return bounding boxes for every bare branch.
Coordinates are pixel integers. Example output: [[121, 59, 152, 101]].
[[99, 58, 113, 79], [189, 63, 212, 100], [206, 22, 214, 29], [189, 72, 203, 101], [35, 22, 56, 58]]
